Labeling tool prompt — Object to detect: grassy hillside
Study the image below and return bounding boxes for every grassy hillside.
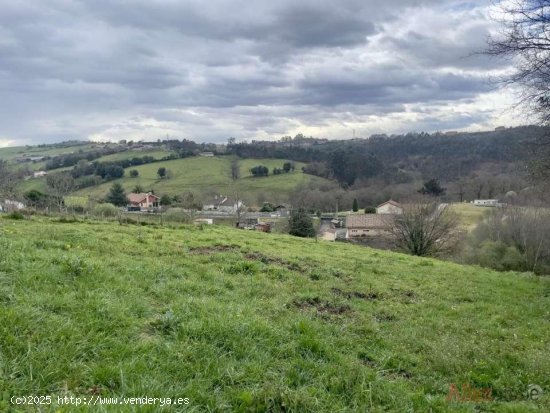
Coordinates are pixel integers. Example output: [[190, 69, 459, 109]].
[[73, 156, 321, 204], [0, 217, 548, 412]]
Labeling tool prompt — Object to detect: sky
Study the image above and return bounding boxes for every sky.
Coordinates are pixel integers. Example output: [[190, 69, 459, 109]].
[[0, 0, 524, 146]]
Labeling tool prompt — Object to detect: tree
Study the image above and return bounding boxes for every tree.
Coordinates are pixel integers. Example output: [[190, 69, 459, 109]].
[[157, 167, 166, 179], [352, 198, 359, 212], [283, 162, 294, 173], [160, 194, 172, 206], [419, 178, 446, 197], [46, 173, 74, 211], [231, 158, 240, 180], [132, 185, 144, 193], [129, 169, 139, 178], [488, 1, 550, 181], [260, 202, 274, 212], [0, 160, 21, 199], [388, 202, 458, 257], [250, 165, 269, 177], [289, 208, 316, 238], [106, 182, 128, 207]]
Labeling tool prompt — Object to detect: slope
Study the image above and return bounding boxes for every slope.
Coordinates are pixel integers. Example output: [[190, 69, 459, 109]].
[[0, 217, 548, 412]]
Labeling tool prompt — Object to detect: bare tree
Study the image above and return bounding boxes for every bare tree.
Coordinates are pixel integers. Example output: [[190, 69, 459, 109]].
[[46, 173, 74, 211], [388, 201, 459, 257], [0, 160, 22, 200], [488, 0, 550, 180], [230, 157, 240, 181]]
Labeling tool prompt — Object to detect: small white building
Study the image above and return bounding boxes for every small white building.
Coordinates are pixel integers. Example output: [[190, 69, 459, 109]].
[[33, 171, 48, 178], [203, 195, 244, 214], [193, 218, 213, 225], [0, 199, 26, 212], [376, 200, 403, 215], [473, 199, 499, 207]]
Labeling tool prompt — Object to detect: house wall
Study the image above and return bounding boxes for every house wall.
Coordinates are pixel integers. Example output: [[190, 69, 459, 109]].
[[377, 204, 402, 214], [346, 228, 385, 238]]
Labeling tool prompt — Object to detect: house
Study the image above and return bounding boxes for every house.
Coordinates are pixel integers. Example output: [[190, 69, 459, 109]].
[[237, 217, 259, 229], [33, 171, 48, 178], [199, 152, 214, 157], [345, 214, 393, 238], [127, 192, 160, 211], [0, 199, 26, 212], [203, 195, 244, 213], [193, 218, 213, 225], [254, 222, 271, 233], [376, 200, 403, 215], [473, 199, 499, 207]]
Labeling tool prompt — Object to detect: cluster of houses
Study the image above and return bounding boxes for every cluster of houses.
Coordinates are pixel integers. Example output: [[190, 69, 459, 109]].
[[320, 200, 404, 242], [125, 192, 245, 214]]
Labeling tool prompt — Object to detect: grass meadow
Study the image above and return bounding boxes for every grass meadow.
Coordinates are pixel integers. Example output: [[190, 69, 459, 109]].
[[72, 156, 321, 204], [0, 216, 548, 412]]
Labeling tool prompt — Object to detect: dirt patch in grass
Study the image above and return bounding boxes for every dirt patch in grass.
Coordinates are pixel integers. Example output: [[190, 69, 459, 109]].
[[331, 287, 379, 300], [245, 251, 304, 272], [292, 297, 352, 315], [390, 288, 419, 303], [189, 244, 240, 254]]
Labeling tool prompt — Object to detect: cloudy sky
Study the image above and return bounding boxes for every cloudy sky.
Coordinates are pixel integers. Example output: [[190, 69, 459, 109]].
[[0, 0, 522, 146]]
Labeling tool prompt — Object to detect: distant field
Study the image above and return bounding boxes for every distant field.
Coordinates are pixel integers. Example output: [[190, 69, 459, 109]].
[[73, 156, 323, 204], [450, 203, 490, 230], [0, 217, 548, 411]]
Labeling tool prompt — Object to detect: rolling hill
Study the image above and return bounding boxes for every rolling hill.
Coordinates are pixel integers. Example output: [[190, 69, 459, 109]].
[[72, 156, 323, 204], [0, 216, 548, 411]]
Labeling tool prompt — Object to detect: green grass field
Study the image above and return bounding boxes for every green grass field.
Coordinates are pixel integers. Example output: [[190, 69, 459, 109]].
[[73, 156, 321, 204], [0, 216, 548, 412]]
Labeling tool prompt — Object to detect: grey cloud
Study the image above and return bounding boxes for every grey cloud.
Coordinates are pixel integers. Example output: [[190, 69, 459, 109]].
[[0, 0, 512, 144]]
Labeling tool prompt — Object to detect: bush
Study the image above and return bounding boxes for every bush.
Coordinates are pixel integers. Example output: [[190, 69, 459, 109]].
[[364, 207, 376, 214], [466, 206, 550, 274], [93, 203, 119, 218], [4, 211, 25, 220], [163, 208, 189, 223]]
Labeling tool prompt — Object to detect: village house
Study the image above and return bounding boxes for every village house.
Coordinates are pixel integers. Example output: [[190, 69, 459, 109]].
[[0, 199, 26, 212], [203, 195, 244, 214], [472, 199, 500, 207], [127, 192, 160, 211], [376, 200, 403, 215], [199, 151, 214, 157], [345, 215, 392, 238], [33, 171, 48, 178]]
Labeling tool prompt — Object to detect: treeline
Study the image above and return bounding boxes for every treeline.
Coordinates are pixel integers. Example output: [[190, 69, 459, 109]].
[[229, 126, 543, 186], [45, 147, 126, 170]]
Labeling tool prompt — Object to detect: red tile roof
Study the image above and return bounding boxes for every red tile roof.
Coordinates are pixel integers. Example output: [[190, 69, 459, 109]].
[[346, 214, 392, 229]]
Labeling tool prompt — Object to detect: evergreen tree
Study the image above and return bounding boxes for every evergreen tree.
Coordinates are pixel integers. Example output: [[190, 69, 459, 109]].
[[419, 178, 446, 197], [352, 198, 359, 212], [106, 182, 128, 206], [160, 194, 172, 206], [289, 208, 315, 238]]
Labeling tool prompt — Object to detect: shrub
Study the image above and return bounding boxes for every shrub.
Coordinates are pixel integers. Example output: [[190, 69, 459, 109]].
[[4, 211, 25, 220], [364, 207, 376, 214], [93, 203, 119, 218], [466, 206, 550, 274]]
